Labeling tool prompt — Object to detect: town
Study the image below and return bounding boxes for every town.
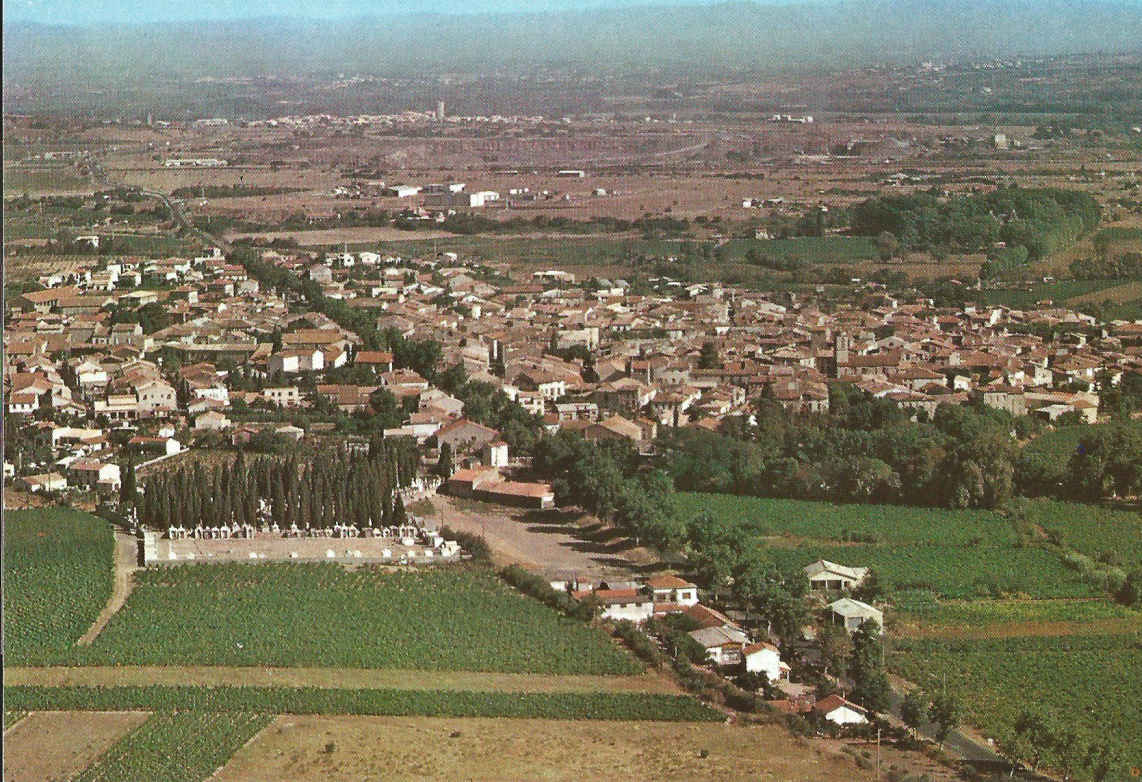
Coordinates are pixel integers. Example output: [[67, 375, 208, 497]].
[[4, 7, 1142, 781]]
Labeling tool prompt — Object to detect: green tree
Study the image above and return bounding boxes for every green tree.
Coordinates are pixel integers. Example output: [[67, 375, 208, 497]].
[[435, 442, 454, 478], [901, 688, 929, 737], [120, 454, 138, 505], [927, 693, 960, 748], [698, 341, 721, 369]]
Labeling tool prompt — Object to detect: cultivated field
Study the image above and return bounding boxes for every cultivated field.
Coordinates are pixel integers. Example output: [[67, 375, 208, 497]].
[[2, 710, 150, 782], [3, 508, 115, 664], [68, 564, 643, 674]]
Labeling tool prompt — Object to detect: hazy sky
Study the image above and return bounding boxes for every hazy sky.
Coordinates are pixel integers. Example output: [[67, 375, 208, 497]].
[[7, 0, 812, 25]]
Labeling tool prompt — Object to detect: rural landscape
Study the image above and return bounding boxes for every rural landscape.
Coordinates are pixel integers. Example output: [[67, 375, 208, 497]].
[[4, 1, 1142, 780]]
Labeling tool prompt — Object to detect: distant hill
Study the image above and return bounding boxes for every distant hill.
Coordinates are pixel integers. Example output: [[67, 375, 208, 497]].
[[4, 0, 1142, 84]]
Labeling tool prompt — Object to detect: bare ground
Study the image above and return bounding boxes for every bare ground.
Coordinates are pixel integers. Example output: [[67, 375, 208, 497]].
[[76, 530, 139, 646], [2, 711, 149, 782], [427, 494, 670, 579], [211, 715, 878, 782], [4, 666, 681, 694]]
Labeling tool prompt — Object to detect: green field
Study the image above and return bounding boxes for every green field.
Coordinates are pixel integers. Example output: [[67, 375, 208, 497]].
[[66, 565, 641, 674], [898, 597, 1141, 626], [979, 280, 1118, 309], [1019, 498, 1142, 564], [766, 544, 1096, 600], [72, 711, 273, 782], [3, 508, 115, 664], [891, 633, 1142, 774], [671, 493, 1017, 545], [671, 493, 1094, 599], [4, 686, 721, 722]]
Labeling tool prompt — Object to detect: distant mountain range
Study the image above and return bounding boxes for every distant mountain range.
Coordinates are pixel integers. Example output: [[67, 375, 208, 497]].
[[5, 0, 1142, 83]]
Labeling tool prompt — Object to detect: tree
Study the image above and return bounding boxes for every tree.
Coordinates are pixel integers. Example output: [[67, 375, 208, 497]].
[[120, 454, 137, 505], [901, 689, 929, 737], [698, 340, 721, 369], [435, 442, 454, 478], [927, 693, 960, 748], [847, 619, 889, 712], [1013, 710, 1053, 773], [392, 494, 408, 526], [876, 230, 900, 261], [817, 624, 852, 679]]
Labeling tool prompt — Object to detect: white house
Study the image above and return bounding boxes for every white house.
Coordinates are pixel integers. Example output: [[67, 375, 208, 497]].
[[744, 642, 790, 682], [688, 625, 750, 667], [814, 694, 869, 725], [584, 588, 655, 623], [483, 440, 510, 467], [804, 559, 869, 592], [194, 410, 231, 431], [268, 349, 325, 375], [647, 575, 699, 606], [828, 598, 883, 634]]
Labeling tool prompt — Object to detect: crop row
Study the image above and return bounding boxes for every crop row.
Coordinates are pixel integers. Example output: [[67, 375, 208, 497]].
[[891, 633, 1142, 771], [4, 686, 723, 722], [765, 544, 1097, 600], [68, 564, 642, 674], [73, 711, 272, 782], [671, 493, 1018, 546], [3, 509, 114, 664]]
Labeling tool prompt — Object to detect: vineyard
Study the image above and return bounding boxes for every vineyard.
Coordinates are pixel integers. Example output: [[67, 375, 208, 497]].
[[891, 632, 1142, 772], [897, 597, 1141, 627], [1017, 498, 1142, 563], [671, 493, 1018, 545], [68, 565, 642, 674], [671, 493, 1094, 600], [3, 686, 722, 721], [3, 508, 115, 664], [71, 711, 273, 782]]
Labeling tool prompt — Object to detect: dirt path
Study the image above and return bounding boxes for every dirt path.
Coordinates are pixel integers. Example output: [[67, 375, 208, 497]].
[[76, 531, 138, 646], [4, 666, 681, 694], [428, 494, 665, 579]]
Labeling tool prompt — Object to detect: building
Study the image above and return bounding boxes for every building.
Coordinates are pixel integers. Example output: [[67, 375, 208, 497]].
[[646, 575, 698, 606], [814, 694, 869, 725], [828, 597, 883, 634], [744, 642, 790, 682], [688, 625, 750, 667], [575, 588, 654, 623], [804, 559, 869, 592]]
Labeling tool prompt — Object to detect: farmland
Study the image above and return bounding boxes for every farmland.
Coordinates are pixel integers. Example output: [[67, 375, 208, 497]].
[[670, 493, 1094, 599], [978, 279, 1119, 309], [1016, 498, 1142, 563], [72, 711, 273, 782], [4, 686, 722, 721], [891, 633, 1142, 770], [671, 493, 1018, 546], [67, 565, 642, 674], [3, 508, 115, 664]]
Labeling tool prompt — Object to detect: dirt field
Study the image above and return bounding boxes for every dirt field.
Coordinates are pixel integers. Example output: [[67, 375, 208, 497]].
[[5, 666, 680, 694], [2, 710, 149, 782], [212, 715, 875, 782], [426, 494, 666, 579]]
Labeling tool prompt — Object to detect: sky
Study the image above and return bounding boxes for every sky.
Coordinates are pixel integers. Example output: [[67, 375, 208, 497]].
[[6, 0, 809, 25]]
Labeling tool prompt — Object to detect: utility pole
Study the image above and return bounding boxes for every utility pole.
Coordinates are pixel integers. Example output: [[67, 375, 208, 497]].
[[875, 726, 881, 782]]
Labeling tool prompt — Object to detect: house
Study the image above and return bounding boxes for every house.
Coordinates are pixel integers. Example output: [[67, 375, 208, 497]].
[[814, 694, 869, 725], [483, 440, 510, 467], [743, 642, 790, 682], [354, 350, 394, 373], [268, 349, 324, 375], [194, 410, 232, 431], [828, 598, 883, 634], [804, 560, 869, 592], [127, 436, 182, 457], [262, 386, 302, 408], [67, 459, 121, 492], [646, 575, 699, 606], [688, 625, 750, 667], [575, 588, 654, 623], [436, 418, 500, 453], [17, 472, 68, 493]]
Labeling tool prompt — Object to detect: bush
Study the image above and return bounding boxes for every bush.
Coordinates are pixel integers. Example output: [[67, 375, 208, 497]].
[[439, 525, 491, 564], [613, 620, 664, 668]]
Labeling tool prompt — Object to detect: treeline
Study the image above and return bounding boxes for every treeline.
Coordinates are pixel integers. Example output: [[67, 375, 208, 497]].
[[851, 186, 1100, 261], [1069, 251, 1142, 280], [660, 385, 1021, 509], [140, 439, 419, 530], [171, 184, 305, 199]]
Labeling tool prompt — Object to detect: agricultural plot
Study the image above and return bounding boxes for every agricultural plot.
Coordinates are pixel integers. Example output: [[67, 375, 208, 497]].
[[1018, 498, 1142, 564], [2, 710, 150, 782], [3, 508, 115, 664], [978, 279, 1117, 309], [70, 565, 642, 674], [672, 493, 1097, 599], [4, 686, 722, 722], [671, 493, 1017, 545], [72, 711, 272, 782], [891, 633, 1142, 774], [766, 544, 1096, 600]]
